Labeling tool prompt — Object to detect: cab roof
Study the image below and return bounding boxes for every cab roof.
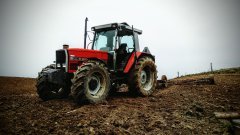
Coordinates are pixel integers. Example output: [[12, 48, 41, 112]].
[[91, 22, 142, 34]]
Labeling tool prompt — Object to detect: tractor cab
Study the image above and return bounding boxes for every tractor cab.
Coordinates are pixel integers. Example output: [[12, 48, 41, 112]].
[[91, 23, 142, 71]]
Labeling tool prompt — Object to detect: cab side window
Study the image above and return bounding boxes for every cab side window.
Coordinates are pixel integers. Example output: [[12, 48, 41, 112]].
[[120, 35, 134, 53]]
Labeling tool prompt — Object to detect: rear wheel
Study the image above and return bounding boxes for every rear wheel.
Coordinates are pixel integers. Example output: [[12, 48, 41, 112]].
[[128, 57, 157, 96], [71, 61, 110, 104], [36, 65, 70, 101]]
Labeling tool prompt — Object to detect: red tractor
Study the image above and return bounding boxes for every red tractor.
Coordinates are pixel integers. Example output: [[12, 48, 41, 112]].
[[36, 19, 157, 104]]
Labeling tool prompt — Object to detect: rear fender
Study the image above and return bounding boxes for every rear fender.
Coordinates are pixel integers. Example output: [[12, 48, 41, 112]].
[[123, 52, 141, 73], [123, 52, 155, 73], [139, 53, 155, 62]]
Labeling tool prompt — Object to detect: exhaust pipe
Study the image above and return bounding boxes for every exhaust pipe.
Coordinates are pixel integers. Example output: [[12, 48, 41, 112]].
[[84, 17, 88, 49], [63, 44, 69, 49]]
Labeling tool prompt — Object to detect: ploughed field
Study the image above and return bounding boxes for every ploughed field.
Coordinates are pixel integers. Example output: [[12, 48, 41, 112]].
[[0, 71, 240, 134]]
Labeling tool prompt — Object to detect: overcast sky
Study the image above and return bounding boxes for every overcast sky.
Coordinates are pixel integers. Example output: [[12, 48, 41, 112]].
[[0, 0, 240, 79]]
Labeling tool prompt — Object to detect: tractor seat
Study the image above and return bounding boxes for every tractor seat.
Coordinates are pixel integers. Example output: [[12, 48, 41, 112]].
[[116, 43, 128, 70], [117, 43, 127, 54]]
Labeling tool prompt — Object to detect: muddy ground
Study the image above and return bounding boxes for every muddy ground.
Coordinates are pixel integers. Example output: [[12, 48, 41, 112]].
[[0, 73, 240, 134]]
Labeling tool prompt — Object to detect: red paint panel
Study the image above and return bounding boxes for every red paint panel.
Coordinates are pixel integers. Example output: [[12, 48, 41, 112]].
[[123, 52, 142, 73], [67, 48, 108, 73]]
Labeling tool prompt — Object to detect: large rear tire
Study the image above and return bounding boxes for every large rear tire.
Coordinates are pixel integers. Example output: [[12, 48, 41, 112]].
[[128, 57, 157, 96], [71, 61, 110, 104], [36, 65, 70, 101]]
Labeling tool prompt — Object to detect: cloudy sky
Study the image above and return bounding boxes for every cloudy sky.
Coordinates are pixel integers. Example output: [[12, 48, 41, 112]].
[[0, 0, 240, 79]]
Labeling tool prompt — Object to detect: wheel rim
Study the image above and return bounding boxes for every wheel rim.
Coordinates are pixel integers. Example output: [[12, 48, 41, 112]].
[[141, 67, 153, 91], [87, 71, 106, 97], [88, 75, 101, 95], [53, 88, 63, 93], [141, 70, 147, 84], [49, 84, 63, 94]]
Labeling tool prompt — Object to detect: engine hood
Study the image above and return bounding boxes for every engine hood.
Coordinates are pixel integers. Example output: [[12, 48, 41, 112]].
[[67, 48, 108, 62]]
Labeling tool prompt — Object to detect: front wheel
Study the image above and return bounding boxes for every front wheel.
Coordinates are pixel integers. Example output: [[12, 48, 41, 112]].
[[128, 57, 157, 96], [36, 65, 70, 101], [71, 61, 110, 104], [37, 78, 70, 101]]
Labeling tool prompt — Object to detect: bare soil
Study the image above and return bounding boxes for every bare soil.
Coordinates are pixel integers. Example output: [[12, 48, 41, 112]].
[[0, 73, 240, 134]]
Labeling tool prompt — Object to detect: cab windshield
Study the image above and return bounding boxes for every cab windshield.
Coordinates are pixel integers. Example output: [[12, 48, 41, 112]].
[[93, 30, 116, 52]]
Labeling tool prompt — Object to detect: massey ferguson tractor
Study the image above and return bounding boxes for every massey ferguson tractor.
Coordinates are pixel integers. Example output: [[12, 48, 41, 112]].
[[36, 18, 157, 104]]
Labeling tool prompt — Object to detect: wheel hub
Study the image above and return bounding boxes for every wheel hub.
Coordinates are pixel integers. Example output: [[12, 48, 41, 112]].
[[141, 67, 154, 91], [88, 75, 101, 95], [55, 88, 63, 93], [141, 70, 147, 84]]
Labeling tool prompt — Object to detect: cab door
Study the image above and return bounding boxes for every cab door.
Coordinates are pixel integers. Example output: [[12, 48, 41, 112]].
[[115, 34, 134, 70]]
